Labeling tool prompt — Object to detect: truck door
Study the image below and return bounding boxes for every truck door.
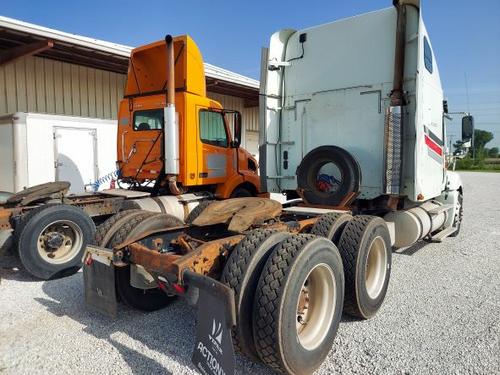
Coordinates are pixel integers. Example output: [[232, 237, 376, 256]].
[[196, 108, 230, 185], [415, 34, 445, 200], [54, 127, 97, 193]]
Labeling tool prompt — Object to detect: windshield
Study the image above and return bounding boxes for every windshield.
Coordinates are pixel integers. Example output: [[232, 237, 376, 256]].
[[133, 109, 164, 131]]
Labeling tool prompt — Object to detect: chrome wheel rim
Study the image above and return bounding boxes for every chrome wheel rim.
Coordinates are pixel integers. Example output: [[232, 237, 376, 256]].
[[365, 236, 387, 299], [37, 220, 83, 264], [296, 263, 336, 351]]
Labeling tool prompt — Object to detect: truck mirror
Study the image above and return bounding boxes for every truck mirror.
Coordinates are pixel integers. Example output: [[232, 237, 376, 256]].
[[461, 115, 474, 142], [233, 111, 242, 147], [225, 110, 242, 148], [443, 100, 449, 114]]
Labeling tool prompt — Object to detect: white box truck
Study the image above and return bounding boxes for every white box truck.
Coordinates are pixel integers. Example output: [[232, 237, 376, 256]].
[[0, 112, 118, 194]]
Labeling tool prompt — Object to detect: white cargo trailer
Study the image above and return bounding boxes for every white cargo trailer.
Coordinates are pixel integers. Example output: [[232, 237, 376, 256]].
[[0, 112, 118, 194]]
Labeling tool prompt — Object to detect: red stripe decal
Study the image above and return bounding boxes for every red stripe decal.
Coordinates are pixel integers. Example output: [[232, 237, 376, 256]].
[[425, 135, 442, 156]]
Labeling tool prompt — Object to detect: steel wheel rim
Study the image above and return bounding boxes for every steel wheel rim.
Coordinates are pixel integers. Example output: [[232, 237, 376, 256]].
[[37, 220, 83, 264], [365, 236, 387, 299], [296, 263, 336, 351]]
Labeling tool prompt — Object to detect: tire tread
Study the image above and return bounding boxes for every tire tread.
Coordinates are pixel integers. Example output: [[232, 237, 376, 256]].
[[186, 200, 213, 224], [221, 228, 278, 357], [94, 209, 139, 245], [109, 211, 158, 247], [253, 234, 315, 372]]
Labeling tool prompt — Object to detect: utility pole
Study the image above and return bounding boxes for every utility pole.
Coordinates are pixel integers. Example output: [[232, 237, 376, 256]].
[[464, 72, 474, 161]]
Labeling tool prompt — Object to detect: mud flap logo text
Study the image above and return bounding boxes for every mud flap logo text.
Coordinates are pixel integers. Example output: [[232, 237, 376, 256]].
[[195, 341, 226, 375], [209, 319, 223, 354]]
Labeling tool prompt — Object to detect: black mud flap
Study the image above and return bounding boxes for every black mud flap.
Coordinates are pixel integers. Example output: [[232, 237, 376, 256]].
[[83, 245, 117, 318], [186, 271, 236, 375]]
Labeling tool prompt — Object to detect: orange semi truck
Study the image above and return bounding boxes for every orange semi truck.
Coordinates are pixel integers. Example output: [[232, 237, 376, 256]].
[[0, 35, 259, 279], [117, 35, 259, 198]]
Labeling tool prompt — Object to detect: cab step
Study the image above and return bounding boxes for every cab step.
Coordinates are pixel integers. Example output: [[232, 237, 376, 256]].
[[430, 226, 458, 242], [427, 203, 454, 216]]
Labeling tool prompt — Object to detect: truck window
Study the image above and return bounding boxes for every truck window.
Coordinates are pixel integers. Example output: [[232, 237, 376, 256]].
[[424, 37, 433, 74], [133, 109, 164, 131], [199, 110, 228, 147]]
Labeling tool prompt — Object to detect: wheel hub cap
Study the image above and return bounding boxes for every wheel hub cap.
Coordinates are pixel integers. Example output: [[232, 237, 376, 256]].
[[37, 220, 83, 264], [365, 236, 388, 299], [295, 263, 336, 351], [45, 232, 65, 249]]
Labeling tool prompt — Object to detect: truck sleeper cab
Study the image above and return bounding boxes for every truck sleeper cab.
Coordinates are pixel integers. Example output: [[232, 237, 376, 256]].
[[261, 0, 454, 205]]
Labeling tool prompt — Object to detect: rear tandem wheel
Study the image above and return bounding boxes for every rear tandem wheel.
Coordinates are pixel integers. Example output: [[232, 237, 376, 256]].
[[337, 215, 392, 319], [311, 212, 353, 245], [99, 210, 183, 311], [252, 234, 345, 375], [221, 228, 291, 361]]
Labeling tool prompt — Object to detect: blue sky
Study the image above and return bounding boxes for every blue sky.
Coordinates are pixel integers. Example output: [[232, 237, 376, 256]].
[[2, 0, 500, 147]]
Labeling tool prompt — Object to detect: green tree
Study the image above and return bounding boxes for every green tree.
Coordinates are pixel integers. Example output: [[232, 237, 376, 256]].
[[488, 147, 499, 158], [473, 129, 494, 158]]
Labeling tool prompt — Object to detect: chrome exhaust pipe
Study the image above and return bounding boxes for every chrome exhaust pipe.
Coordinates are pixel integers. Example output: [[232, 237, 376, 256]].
[[164, 34, 180, 176]]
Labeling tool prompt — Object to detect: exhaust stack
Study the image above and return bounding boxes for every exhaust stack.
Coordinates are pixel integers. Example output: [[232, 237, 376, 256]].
[[164, 34, 180, 176], [384, 1, 407, 195]]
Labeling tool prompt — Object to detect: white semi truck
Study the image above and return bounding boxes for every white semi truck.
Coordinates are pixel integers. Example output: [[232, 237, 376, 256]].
[[260, 0, 471, 246], [83, 1, 473, 374]]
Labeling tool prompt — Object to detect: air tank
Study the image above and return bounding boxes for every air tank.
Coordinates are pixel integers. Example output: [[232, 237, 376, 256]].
[[384, 201, 448, 248], [121, 195, 200, 222]]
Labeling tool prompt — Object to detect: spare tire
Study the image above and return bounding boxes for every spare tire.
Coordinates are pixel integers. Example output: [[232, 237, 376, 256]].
[[296, 145, 361, 206]]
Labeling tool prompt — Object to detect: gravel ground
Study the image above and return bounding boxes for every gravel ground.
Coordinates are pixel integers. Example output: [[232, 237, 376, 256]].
[[1, 172, 499, 375]]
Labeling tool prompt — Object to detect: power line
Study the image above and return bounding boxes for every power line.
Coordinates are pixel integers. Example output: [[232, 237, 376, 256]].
[[464, 72, 471, 114]]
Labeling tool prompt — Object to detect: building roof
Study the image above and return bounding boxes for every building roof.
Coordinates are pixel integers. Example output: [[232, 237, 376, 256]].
[[0, 15, 259, 101]]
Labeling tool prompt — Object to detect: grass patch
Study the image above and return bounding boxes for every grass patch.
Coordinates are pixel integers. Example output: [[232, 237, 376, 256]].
[[454, 157, 500, 172], [456, 169, 500, 173]]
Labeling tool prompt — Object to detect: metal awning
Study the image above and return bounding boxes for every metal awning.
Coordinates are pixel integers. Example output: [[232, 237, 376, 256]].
[[0, 16, 259, 102]]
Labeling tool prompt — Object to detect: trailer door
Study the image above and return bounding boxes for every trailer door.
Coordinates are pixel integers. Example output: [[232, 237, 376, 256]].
[[54, 127, 97, 193]]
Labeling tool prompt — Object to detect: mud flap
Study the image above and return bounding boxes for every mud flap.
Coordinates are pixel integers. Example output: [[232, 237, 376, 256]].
[[186, 270, 236, 375], [83, 245, 117, 318]]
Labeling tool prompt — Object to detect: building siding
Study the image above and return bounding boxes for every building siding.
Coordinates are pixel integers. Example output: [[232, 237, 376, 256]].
[[207, 92, 259, 132], [0, 56, 126, 120], [0, 56, 259, 135]]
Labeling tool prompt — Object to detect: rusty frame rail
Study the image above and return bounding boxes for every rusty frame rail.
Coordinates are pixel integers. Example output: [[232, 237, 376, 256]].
[[114, 216, 325, 286]]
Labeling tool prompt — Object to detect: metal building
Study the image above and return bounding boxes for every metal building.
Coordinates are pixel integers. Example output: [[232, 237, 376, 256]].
[[0, 16, 260, 158]]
